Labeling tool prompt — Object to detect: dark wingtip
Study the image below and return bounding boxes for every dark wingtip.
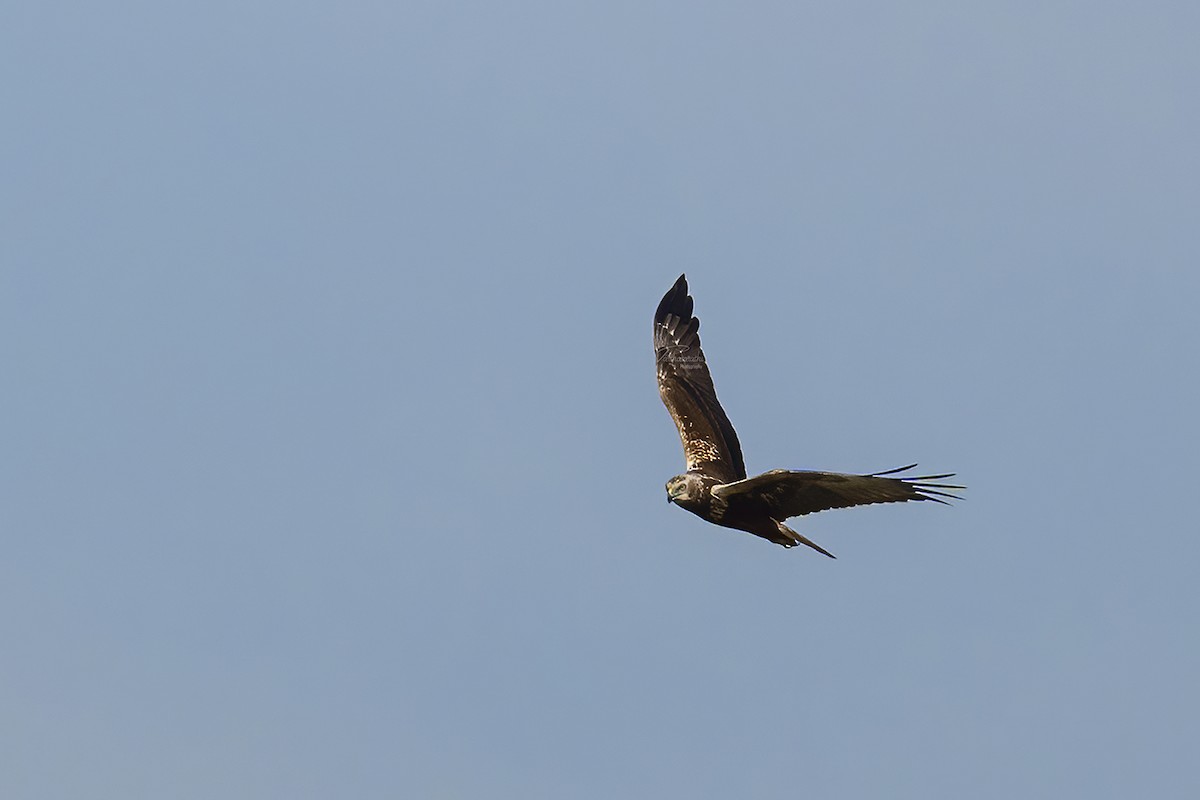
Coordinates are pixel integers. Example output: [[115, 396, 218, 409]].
[[871, 463, 919, 476], [912, 484, 964, 503], [867, 463, 966, 505], [656, 274, 694, 324]]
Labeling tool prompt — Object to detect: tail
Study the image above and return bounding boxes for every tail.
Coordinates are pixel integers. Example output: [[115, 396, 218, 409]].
[[775, 522, 836, 559]]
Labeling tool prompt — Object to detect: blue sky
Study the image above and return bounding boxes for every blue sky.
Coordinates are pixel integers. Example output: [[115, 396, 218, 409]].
[[3, 2, 1198, 797]]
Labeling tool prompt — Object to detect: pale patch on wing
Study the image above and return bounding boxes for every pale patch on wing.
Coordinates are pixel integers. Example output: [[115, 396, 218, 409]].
[[684, 437, 723, 467], [658, 376, 728, 474]]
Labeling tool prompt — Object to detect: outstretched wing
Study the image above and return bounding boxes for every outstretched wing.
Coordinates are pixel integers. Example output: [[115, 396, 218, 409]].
[[712, 464, 963, 518], [654, 274, 746, 483]]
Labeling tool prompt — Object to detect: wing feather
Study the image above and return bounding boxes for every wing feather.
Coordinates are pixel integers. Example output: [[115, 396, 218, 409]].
[[713, 465, 964, 518], [654, 274, 746, 483]]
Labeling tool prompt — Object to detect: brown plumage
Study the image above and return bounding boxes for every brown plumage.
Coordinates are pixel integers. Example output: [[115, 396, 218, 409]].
[[655, 274, 962, 557]]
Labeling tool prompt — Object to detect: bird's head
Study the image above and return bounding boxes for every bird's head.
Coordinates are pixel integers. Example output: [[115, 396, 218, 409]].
[[665, 473, 703, 505]]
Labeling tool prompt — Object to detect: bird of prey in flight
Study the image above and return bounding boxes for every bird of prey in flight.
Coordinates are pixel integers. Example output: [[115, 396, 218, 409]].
[[654, 274, 962, 557]]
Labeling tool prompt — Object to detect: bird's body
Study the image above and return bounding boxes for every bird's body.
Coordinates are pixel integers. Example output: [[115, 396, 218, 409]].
[[655, 274, 962, 556]]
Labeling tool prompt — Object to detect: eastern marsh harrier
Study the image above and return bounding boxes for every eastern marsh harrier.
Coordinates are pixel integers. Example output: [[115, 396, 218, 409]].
[[655, 274, 962, 556]]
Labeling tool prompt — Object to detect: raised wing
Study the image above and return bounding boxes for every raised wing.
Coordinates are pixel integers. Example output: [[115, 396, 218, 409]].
[[654, 274, 746, 483], [713, 464, 963, 518]]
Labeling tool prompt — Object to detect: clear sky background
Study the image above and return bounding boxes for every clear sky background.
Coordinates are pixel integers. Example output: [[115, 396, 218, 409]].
[[3, 2, 1198, 798]]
